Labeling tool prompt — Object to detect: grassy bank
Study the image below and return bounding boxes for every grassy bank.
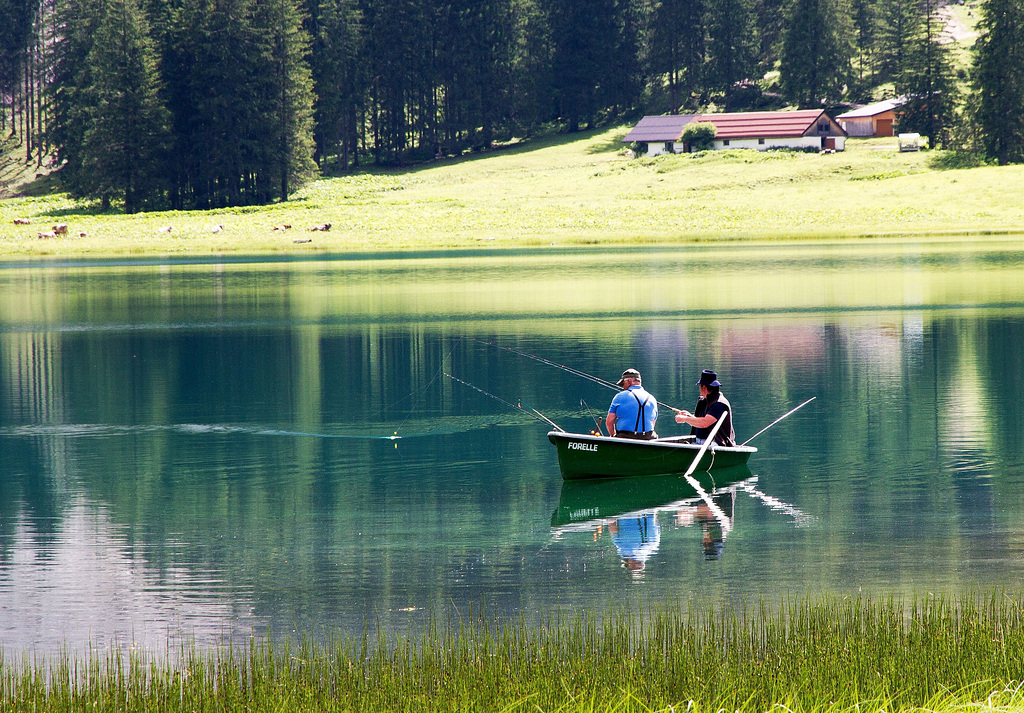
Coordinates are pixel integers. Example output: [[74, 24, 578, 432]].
[[5, 595, 1024, 712], [2, 128, 1024, 258]]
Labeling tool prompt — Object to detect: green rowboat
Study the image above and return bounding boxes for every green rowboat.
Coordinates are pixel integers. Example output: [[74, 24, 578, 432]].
[[548, 431, 756, 480]]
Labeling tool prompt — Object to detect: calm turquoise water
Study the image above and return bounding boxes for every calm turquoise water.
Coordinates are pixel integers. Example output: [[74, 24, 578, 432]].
[[2, 240, 1024, 654]]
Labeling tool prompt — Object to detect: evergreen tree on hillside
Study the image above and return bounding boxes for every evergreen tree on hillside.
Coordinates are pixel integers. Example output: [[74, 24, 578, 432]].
[[164, 0, 263, 206], [0, 0, 35, 132], [875, 0, 920, 90], [706, 0, 758, 93], [307, 0, 364, 170], [753, 0, 787, 74], [779, 0, 854, 107], [848, 0, 879, 96], [508, 0, 554, 131], [897, 0, 957, 148], [49, 0, 107, 195], [257, 0, 316, 199], [973, 0, 1024, 164], [603, 0, 645, 114], [436, 0, 515, 152], [648, 0, 705, 112], [361, 0, 429, 162], [547, 0, 617, 131], [80, 0, 170, 211]]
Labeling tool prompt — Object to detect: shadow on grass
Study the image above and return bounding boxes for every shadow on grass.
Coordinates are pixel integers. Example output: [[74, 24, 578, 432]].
[[323, 124, 628, 179], [584, 127, 631, 154]]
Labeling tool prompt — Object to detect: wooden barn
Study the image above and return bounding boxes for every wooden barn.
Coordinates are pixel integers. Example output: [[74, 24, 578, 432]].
[[836, 98, 905, 137], [623, 110, 847, 156]]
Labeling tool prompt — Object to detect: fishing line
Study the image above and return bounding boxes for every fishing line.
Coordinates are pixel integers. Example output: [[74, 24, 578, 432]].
[[444, 372, 564, 431], [473, 338, 684, 414], [0, 423, 435, 440]]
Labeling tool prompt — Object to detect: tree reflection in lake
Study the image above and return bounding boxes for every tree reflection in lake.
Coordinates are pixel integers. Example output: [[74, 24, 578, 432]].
[[4, 242, 1024, 654]]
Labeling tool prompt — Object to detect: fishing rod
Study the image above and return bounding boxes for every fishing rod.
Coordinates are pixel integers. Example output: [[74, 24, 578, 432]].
[[580, 398, 605, 436], [444, 372, 565, 432], [472, 338, 685, 413], [740, 396, 816, 446]]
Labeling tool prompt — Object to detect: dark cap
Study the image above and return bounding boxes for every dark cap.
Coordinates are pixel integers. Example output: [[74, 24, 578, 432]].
[[616, 368, 641, 387], [696, 369, 721, 387]]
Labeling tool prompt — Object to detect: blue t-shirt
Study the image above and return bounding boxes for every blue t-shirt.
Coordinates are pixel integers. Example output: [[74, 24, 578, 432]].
[[609, 385, 658, 433]]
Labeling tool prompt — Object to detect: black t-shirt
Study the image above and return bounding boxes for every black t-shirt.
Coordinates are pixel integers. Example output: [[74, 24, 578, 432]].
[[692, 392, 736, 445]]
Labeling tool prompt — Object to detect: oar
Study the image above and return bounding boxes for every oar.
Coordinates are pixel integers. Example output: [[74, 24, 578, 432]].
[[740, 396, 816, 446], [680, 414, 732, 534]]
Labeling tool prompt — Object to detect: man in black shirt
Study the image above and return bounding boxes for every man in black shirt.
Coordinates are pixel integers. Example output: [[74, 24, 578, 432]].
[[674, 369, 736, 446]]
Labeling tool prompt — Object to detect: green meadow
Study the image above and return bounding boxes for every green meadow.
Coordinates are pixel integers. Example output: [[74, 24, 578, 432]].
[[5, 595, 1024, 712], [2, 128, 1024, 258]]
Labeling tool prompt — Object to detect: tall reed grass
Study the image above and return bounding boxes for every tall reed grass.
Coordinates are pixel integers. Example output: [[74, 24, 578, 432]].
[[4, 594, 1024, 712]]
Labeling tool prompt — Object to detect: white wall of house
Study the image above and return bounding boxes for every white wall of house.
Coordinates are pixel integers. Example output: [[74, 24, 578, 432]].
[[645, 142, 675, 156], [712, 136, 845, 151], [643, 135, 845, 156]]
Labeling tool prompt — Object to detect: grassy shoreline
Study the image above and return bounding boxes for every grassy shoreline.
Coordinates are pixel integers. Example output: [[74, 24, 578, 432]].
[[5, 594, 1024, 712], [2, 127, 1024, 260]]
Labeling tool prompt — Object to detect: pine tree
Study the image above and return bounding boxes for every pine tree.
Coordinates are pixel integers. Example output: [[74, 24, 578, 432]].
[[307, 0, 362, 170], [973, 0, 1024, 164], [648, 0, 705, 112], [361, 0, 428, 162], [508, 0, 554, 131], [897, 0, 957, 148], [779, 0, 854, 107], [875, 0, 920, 90], [753, 0, 787, 75], [49, 0, 106, 196], [80, 0, 170, 212], [547, 0, 617, 131], [0, 0, 35, 134], [706, 0, 758, 93], [848, 0, 879, 96], [258, 0, 316, 199]]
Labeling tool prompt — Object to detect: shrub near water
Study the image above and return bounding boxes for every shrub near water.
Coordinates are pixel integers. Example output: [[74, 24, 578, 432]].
[[4, 595, 1024, 712]]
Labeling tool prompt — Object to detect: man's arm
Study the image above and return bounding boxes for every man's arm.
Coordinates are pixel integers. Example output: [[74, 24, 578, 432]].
[[606, 412, 616, 436], [675, 411, 717, 428]]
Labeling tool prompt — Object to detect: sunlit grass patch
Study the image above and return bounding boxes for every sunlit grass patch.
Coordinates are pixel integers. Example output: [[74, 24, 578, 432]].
[[2, 127, 1024, 257]]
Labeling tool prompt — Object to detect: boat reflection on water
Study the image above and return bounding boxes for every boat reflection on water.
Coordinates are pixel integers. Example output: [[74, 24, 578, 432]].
[[550, 465, 754, 572]]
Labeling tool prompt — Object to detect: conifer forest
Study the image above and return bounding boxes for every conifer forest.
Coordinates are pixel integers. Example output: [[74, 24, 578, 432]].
[[1, 0, 1022, 212]]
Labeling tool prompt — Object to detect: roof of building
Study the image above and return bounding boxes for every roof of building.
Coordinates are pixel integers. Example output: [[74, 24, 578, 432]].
[[622, 109, 845, 143], [621, 114, 698, 143], [836, 97, 906, 120]]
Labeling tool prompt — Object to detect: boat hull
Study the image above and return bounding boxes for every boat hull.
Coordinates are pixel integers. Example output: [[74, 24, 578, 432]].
[[548, 431, 756, 480]]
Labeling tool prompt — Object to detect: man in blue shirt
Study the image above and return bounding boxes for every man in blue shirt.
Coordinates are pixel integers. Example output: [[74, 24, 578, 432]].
[[605, 368, 659, 440]]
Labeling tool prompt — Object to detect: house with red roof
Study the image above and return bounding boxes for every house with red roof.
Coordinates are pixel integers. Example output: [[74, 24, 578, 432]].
[[623, 110, 847, 156]]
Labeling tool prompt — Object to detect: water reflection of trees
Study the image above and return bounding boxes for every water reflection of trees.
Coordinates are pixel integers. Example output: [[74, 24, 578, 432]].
[[2, 259, 1024, 637]]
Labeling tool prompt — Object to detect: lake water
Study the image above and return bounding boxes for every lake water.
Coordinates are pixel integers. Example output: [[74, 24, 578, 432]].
[[2, 239, 1024, 655]]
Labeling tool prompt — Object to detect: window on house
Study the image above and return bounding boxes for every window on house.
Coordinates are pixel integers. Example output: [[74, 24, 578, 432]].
[[818, 122, 829, 133], [723, 139, 730, 146], [758, 138, 765, 145], [666, 142, 673, 152]]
